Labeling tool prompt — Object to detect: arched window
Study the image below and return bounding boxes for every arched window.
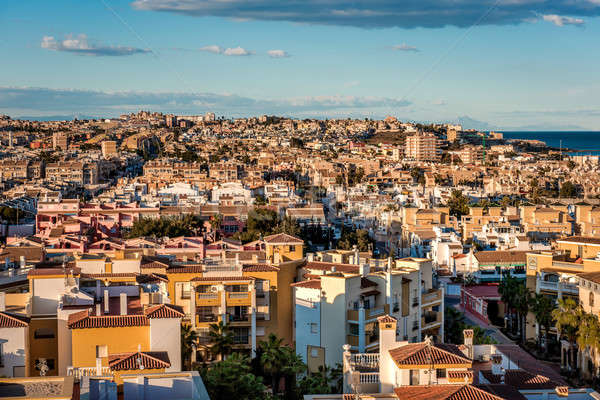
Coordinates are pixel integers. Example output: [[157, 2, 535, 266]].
[[590, 292, 595, 308]]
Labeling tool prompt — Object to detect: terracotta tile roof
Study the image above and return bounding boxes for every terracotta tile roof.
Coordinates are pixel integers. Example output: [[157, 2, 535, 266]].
[[108, 351, 170, 371], [557, 236, 600, 245], [476, 384, 527, 400], [242, 263, 280, 272], [81, 273, 138, 279], [361, 277, 378, 288], [480, 370, 562, 390], [448, 370, 473, 382], [305, 261, 360, 274], [291, 279, 322, 289], [28, 267, 81, 277], [0, 311, 30, 328], [140, 261, 170, 269], [67, 309, 149, 329], [389, 343, 471, 368], [144, 304, 184, 319], [577, 271, 600, 285], [474, 250, 529, 264], [377, 315, 397, 324], [493, 344, 567, 385], [263, 233, 304, 244], [191, 276, 254, 282], [393, 384, 505, 400], [166, 265, 205, 274]]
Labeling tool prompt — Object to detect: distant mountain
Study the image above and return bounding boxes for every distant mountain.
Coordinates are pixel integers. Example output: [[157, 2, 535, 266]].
[[456, 116, 497, 131], [456, 115, 588, 132], [15, 115, 99, 121]]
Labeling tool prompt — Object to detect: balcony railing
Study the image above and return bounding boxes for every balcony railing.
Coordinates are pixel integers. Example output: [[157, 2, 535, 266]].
[[422, 311, 442, 327], [67, 366, 112, 381], [357, 372, 380, 384], [228, 313, 250, 322], [197, 293, 218, 300], [421, 289, 442, 305], [233, 335, 250, 345], [197, 314, 219, 323]]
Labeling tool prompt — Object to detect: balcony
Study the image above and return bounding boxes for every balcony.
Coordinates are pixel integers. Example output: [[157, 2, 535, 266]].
[[422, 311, 442, 328], [347, 304, 390, 321], [227, 313, 250, 324], [196, 292, 221, 306], [226, 291, 251, 306], [421, 289, 442, 306], [196, 313, 219, 324]]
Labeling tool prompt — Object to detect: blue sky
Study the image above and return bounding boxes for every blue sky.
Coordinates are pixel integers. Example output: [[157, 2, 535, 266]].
[[1, 0, 599, 130]]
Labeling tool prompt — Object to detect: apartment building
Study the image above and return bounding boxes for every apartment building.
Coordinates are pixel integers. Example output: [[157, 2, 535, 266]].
[[293, 256, 443, 371], [0, 160, 29, 181], [335, 318, 576, 400], [52, 131, 68, 150], [404, 132, 440, 162], [520, 205, 572, 240], [101, 140, 118, 158], [45, 161, 99, 185], [461, 206, 519, 241], [575, 204, 600, 236], [159, 234, 304, 358], [209, 162, 240, 181], [469, 250, 529, 283], [525, 237, 600, 341], [0, 296, 29, 377]]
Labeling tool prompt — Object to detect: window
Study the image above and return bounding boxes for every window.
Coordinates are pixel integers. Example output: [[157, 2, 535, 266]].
[[436, 369, 446, 379], [310, 323, 318, 334], [96, 345, 108, 358], [229, 285, 248, 293], [311, 348, 319, 358], [409, 369, 419, 385], [590, 292, 595, 308], [349, 323, 359, 336], [34, 328, 55, 339], [289, 245, 296, 252]]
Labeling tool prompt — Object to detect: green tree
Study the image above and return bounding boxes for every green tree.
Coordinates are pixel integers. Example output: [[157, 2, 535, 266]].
[[181, 323, 198, 370], [444, 307, 466, 344], [514, 284, 531, 343], [201, 353, 267, 400], [552, 297, 581, 370], [577, 313, 600, 377], [498, 275, 520, 335], [560, 181, 577, 198], [447, 190, 470, 217], [260, 334, 287, 396], [529, 293, 557, 353], [208, 321, 233, 360]]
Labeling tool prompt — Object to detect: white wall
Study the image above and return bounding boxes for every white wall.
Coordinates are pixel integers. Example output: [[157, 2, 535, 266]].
[[57, 307, 86, 375], [294, 287, 322, 364], [112, 259, 141, 274], [0, 327, 27, 377], [77, 260, 105, 274], [321, 276, 348, 367], [122, 372, 210, 400], [32, 277, 65, 315], [149, 318, 181, 372]]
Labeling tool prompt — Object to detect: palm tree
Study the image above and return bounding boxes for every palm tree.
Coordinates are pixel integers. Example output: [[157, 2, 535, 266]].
[[498, 274, 519, 334], [208, 321, 233, 360], [514, 284, 531, 343], [260, 334, 287, 395], [210, 213, 223, 234], [181, 323, 198, 370], [552, 298, 581, 371], [577, 313, 600, 378], [530, 293, 557, 353]]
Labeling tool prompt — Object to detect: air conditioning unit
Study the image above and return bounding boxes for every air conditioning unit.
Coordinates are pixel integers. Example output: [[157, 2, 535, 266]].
[[210, 286, 219, 293]]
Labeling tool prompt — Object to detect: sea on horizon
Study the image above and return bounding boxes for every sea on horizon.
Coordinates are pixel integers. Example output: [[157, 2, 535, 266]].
[[502, 131, 600, 155]]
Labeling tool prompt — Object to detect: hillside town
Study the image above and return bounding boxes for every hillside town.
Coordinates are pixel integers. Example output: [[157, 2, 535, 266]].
[[1, 111, 600, 400]]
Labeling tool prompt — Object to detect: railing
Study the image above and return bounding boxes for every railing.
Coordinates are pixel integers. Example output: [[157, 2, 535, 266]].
[[296, 298, 316, 308], [67, 366, 112, 381], [421, 289, 442, 305], [228, 292, 250, 299], [197, 314, 219, 322], [538, 280, 558, 291], [358, 372, 380, 384], [228, 313, 250, 322], [422, 312, 441, 327], [349, 353, 379, 368], [233, 335, 250, 345], [197, 293, 218, 300], [552, 261, 584, 270]]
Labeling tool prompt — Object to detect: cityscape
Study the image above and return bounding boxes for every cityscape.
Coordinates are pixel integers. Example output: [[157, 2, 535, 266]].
[[2, 1, 600, 400]]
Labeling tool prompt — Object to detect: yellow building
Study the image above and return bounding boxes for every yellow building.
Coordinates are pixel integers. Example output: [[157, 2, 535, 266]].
[[575, 204, 600, 236], [263, 233, 304, 263], [525, 236, 600, 340], [67, 301, 183, 383]]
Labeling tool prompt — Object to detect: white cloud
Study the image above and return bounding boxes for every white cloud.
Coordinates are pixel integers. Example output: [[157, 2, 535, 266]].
[[267, 49, 290, 58], [199, 45, 253, 56], [542, 14, 585, 26], [392, 43, 419, 52], [199, 45, 223, 54], [223, 46, 253, 56], [40, 34, 149, 56]]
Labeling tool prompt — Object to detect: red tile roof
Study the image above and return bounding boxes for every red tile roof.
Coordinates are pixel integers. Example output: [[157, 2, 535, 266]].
[[377, 315, 397, 324], [28, 267, 81, 277], [480, 370, 562, 390], [191, 276, 254, 282], [389, 343, 471, 368], [263, 233, 304, 244], [242, 264, 280, 272], [67, 310, 149, 329], [393, 384, 505, 400], [144, 304, 184, 319], [0, 311, 30, 328], [305, 261, 360, 274], [108, 351, 170, 371], [291, 280, 322, 289]]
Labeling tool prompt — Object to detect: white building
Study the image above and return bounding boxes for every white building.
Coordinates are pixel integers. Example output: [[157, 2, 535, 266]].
[[0, 295, 29, 377]]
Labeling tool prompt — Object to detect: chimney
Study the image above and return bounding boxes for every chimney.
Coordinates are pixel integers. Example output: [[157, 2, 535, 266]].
[[491, 354, 503, 375], [360, 263, 370, 277], [307, 253, 314, 262], [120, 292, 127, 315], [387, 257, 393, 271], [103, 289, 109, 314], [0, 292, 5, 312], [353, 245, 360, 265], [463, 329, 474, 359], [19, 256, 25, 269]]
